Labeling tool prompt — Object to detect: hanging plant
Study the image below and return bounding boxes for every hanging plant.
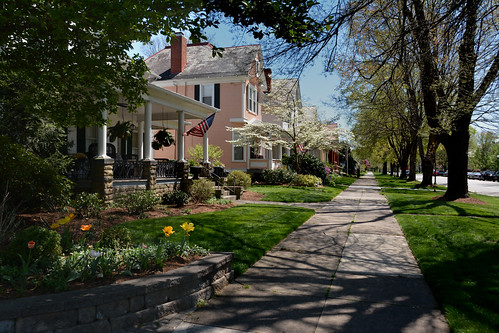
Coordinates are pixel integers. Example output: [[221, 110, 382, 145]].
[[152, 129, 175, 150], [108, 121, 133, 141]]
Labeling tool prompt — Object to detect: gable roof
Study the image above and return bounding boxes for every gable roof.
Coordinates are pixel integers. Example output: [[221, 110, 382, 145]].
[[145, 43, 264, 81]]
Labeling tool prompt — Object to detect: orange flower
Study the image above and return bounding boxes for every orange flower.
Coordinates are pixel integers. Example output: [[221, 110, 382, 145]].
[[163, 226, 175, 237], [27, 241, 35, 249], [81, 224, 92, 231]]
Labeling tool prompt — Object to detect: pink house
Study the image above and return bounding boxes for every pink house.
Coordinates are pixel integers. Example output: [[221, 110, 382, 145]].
[[145, 33, 273, 172]]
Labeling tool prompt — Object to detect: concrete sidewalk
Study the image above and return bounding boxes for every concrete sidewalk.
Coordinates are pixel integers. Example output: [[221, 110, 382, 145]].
[[125, 173, 449, 333]]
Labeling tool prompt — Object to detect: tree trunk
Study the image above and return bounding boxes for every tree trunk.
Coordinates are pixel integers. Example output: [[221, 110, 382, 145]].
[[443, 131, 470, 200], [420, 134, 439, 187], [382, 161, 387, 175], [408, 140, 417, 181]]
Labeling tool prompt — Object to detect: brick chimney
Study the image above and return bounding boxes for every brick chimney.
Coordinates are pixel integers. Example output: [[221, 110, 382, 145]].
[[171, 32, 187, 74]]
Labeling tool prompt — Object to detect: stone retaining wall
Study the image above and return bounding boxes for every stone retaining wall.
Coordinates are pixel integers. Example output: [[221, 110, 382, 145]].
[[0, 252, 234, 333]]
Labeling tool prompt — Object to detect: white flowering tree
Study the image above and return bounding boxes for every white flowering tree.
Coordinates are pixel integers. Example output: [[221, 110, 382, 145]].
[[227, 87, 339, 172]]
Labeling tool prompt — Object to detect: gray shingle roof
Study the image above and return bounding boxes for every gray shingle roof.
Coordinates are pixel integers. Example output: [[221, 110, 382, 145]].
[[145, 43, 263, 81]]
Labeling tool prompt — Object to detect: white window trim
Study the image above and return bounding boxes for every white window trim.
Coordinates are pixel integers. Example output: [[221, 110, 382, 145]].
[[200, 84, 215, 107], [246, 84, 258, 115], [232, 132, 246, 162]]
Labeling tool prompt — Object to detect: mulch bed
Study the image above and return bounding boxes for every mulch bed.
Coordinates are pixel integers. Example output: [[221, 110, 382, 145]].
[[1, 191, 264, 300], [432, 195, 488, 205]]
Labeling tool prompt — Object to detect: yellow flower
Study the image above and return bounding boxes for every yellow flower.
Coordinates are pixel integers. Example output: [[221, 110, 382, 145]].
[[57, 213, 76, 226], [81, 224, 92, 231], [181, 222, 194, 236], [50, 223, 60, 229], [163, 226, 175, 237]]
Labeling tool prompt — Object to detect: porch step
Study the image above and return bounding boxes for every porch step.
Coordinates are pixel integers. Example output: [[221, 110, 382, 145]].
[[214, 186, 240, 201]]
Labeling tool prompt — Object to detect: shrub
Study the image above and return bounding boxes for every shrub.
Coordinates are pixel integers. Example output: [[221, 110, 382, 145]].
[[3, 226, 62, 269], [227, 170, 252, 189], [162, 190, 190, 207], [262, 168, 296, 185], [292, 174, 322, 187], [206, 197, 233, 205], [100, 225, 133, 250], [72, 192, 105, 218], [0, 136, 73, 212], [283, 153, 328, 184], [190, 179, 215, 203], [115, 190, 161, 215]]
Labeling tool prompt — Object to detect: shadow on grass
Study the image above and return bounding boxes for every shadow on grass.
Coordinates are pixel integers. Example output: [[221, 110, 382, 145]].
[[421, 244, 499, 332]]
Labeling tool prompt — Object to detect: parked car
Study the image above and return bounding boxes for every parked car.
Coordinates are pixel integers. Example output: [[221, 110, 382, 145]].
[[467, 171, 482, 179], [481, 170, 495, 181], [494, 171, 499, 182]]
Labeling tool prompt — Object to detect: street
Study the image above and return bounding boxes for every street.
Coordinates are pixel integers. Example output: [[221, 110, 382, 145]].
[[416, 174, 499, 197]]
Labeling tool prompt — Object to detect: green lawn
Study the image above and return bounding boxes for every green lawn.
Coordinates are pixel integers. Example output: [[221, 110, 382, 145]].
[[250, 185, 344, 202], [250, 176, 356, 203], [376, 173, 446, 190], [123, 204, 315, 275], [382, 188, 499, 218], [376, 174, 499, 332]]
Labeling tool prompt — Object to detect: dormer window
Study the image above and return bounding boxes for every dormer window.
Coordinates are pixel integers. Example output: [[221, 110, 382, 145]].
[[246, 84, 258, 114]]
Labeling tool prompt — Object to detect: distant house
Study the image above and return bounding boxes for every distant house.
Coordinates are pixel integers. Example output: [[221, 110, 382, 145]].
[[145, 33, 274, 171]]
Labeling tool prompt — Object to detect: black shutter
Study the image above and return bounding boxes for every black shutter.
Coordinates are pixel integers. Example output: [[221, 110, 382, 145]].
[[76, 127, 86, 153], [127, 136, 132, 159], [214, 83, 220, 108], [194, 85, 200, 101]]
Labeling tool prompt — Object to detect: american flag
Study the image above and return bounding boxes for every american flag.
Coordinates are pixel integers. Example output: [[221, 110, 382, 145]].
[[185, 113, 216, 137], [298, 144, 307, 153]]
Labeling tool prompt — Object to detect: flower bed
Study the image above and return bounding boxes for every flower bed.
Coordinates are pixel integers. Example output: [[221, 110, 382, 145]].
[[0, 252, 233, 333]]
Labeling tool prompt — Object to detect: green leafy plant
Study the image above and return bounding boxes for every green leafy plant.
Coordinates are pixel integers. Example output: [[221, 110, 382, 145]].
[[72, 192, 105, 218], [100, 225, 133, 250], [262, 168, 296, 185], [115, 190, 161, 215], [3, 226, 62, 270], [205, 198, 233, 205], [292, 174, 322, 187], [162, 190, 190, 207], [187, 144, 224, 167], [227, 170, 252, 189], [108, 120, 133, 141], [283, 153, 329, 184], [190, 179, 215, 203], [152, 129, 175, 150], [0, 136, 73, 212]]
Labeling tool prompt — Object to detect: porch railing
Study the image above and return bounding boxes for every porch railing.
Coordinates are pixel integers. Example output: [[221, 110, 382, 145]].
[[113, 161, 143, 179], [67, 160, 91, 180], [157, 160, 177, 178]]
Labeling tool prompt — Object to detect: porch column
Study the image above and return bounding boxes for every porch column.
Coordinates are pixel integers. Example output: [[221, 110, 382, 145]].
[[144, 101, 153, 160], [269, 145, 273, 169], [138, 121, 144, 160], [92, 108, 113, 203], [202, 132, 211, 177], [97, 109, 109, 158], [203, 133, 209, 163], [177, 110, 185, 162]]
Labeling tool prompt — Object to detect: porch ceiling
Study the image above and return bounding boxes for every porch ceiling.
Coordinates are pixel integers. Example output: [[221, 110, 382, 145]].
[[110, 83, 218, 126]]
